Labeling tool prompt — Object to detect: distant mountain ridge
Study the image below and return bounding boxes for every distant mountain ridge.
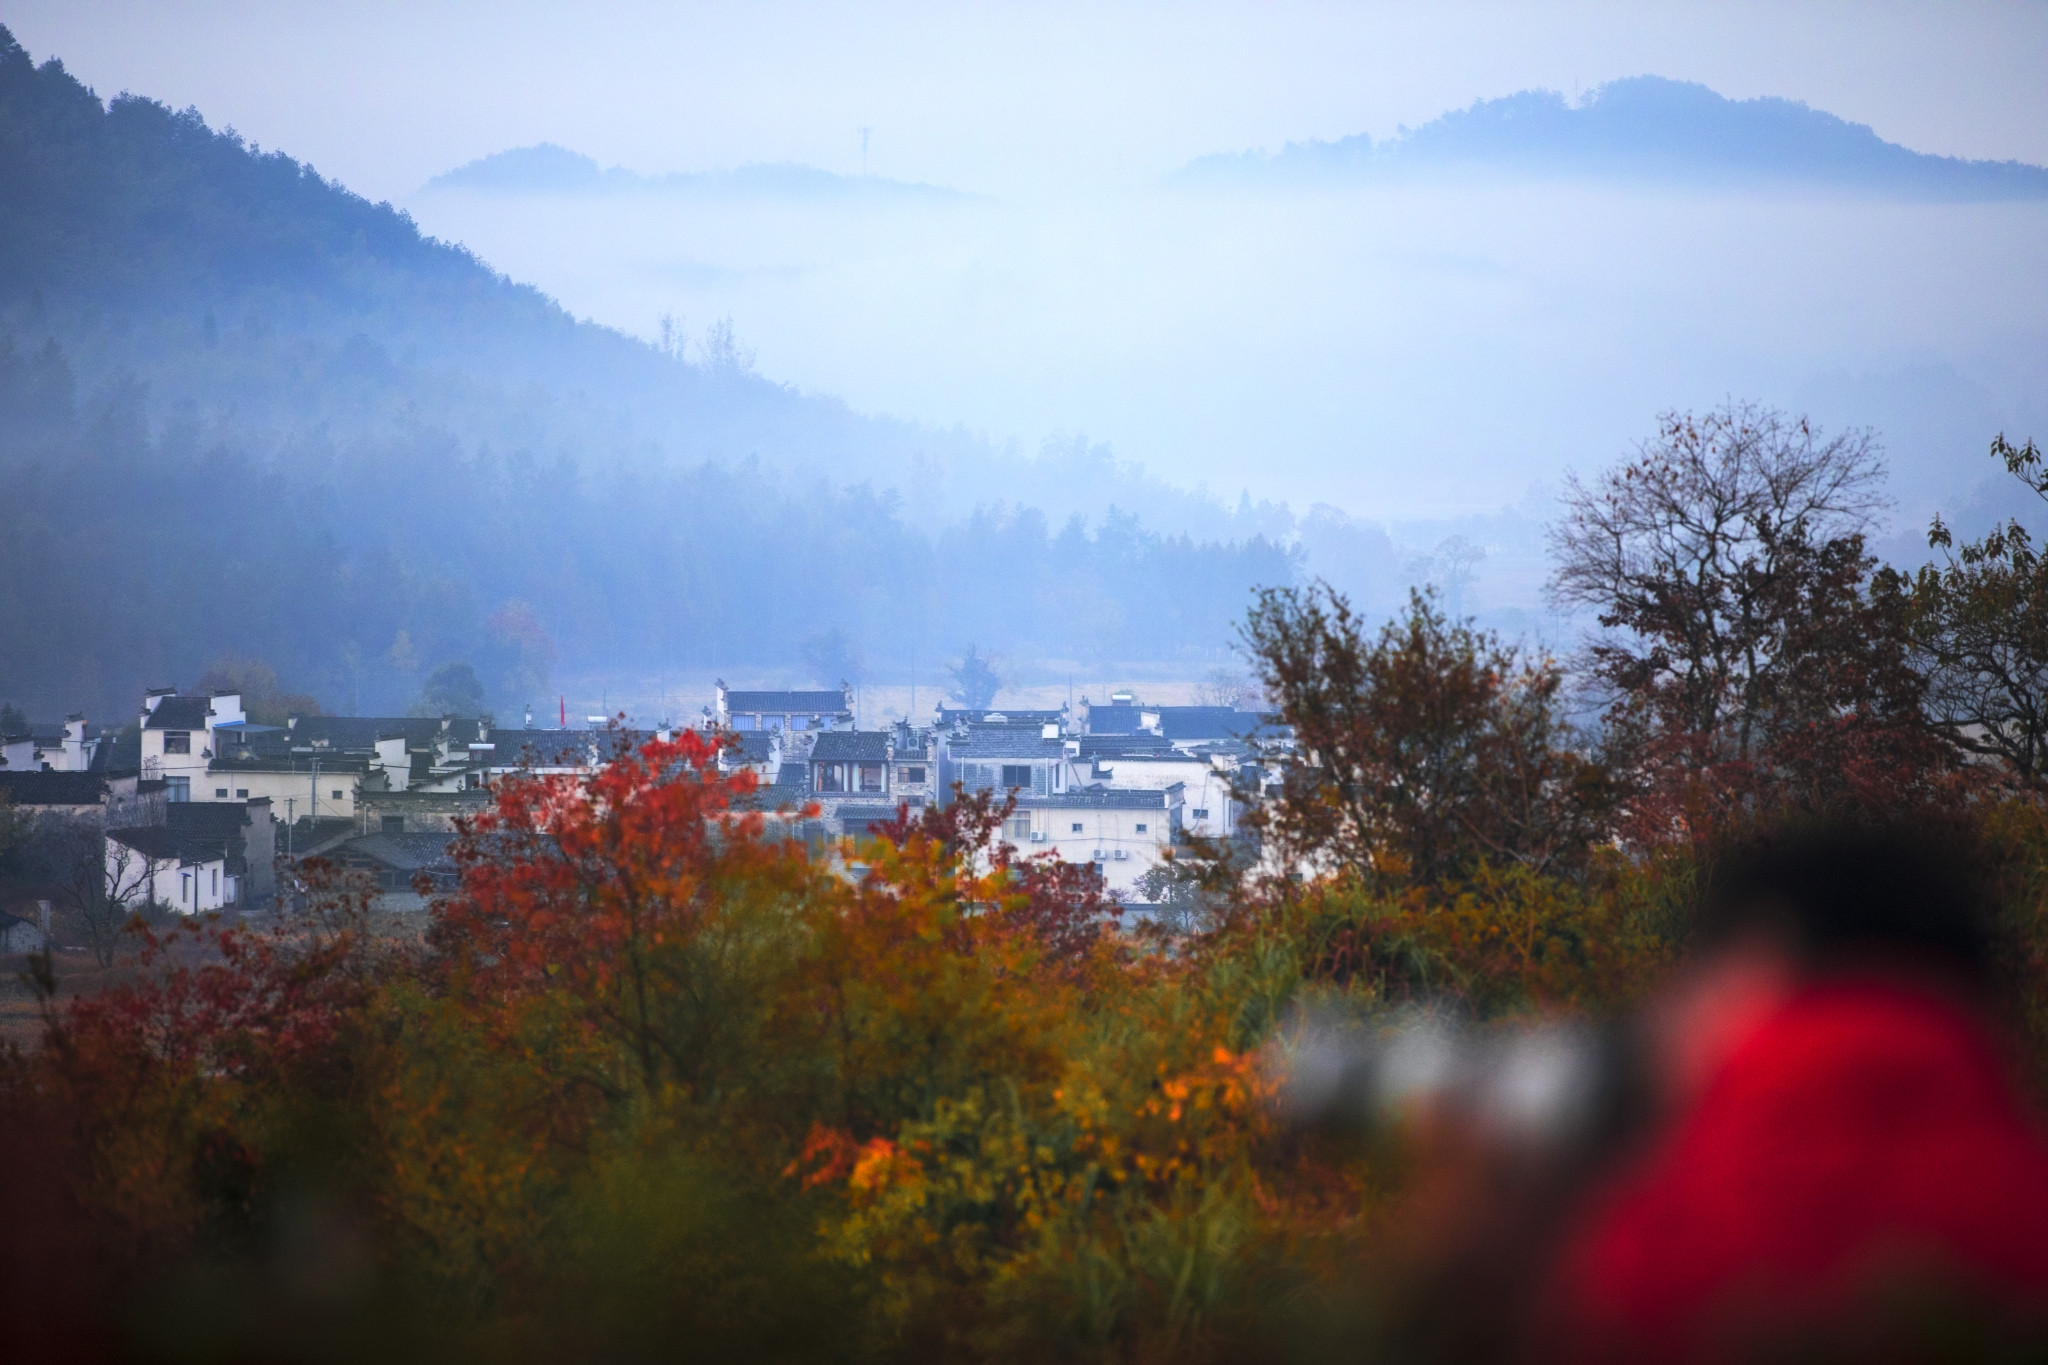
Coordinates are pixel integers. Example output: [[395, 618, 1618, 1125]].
[[1177, 76, 2048, 199], [427, 143, 980, 201], [0, 24, 1314, 721]]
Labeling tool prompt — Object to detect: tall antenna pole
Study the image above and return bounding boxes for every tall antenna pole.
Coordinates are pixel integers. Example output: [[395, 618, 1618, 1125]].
[[860, 126, 871, 177]]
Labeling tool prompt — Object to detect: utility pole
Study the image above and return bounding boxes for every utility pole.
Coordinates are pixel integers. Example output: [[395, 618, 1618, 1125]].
[[860, 126, 871, 177]]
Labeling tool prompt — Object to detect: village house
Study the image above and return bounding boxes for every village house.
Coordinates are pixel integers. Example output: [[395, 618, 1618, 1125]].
[[0, 714, 104, 773], [1007, 786, 1185, 898], [138, 688, 249, 802], [1075, 745, 1240, 839], [328, 831, 462, 910], [938, 721, 1071, 800], [105, 797, 276, 914], [0, 905, 50, 954], [713, 682, 855, 734], [355, 788, 491, 835], [0, 770, 110, 817]]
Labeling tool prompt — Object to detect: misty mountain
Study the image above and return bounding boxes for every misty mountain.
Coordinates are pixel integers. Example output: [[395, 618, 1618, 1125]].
[[1176, 76, 2048, 199], [0, 25, 1319, 722], [428, 142, 980, 203]]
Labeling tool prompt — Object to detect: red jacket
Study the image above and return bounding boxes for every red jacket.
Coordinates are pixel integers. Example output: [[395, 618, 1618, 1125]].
[[1548, 980, 2048, 1358]]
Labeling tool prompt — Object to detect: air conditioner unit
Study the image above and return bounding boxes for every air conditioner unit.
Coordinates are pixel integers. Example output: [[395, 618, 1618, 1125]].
[[1030, 831, 1049, 843], [1092, 850, 1107, 862], [1113, 850, 1129, 861]]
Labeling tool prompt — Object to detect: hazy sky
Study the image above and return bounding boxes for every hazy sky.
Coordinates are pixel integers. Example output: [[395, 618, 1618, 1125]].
[[10, 2, 2048, 202], [9, 3, 2048, 526]]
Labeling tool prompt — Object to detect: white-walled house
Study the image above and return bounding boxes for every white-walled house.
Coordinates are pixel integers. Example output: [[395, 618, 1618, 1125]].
[[0, 714, 103, 773], [938, 724, 1071, 800], [1005, 786, 1185, 899], [105, 799, 275, 914], [138, 688, 247, 803], [1076, 748, 1239, 840]]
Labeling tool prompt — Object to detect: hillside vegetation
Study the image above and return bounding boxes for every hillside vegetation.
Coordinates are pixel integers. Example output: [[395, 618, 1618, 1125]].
[[0, 26, 1305, 719]]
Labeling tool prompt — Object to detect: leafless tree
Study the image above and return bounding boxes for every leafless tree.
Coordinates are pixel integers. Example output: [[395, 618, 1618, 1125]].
[[1193, 667, 1262, 710], [1547, 403, 1888, 761], [28, 815, 160, 966]]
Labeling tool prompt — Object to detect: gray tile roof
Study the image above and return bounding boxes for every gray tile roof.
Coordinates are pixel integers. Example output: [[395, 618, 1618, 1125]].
[[726, 732, 779, 762], [474, 730, 614, 766], [944, 731, 1067, 760], [1155, 707, 1277, 741], [277, 716, 488, 750], [0, 772, 108, 806], [1018, 788, 1178, 810], [211, 753, 373, 775], [1074, 734, 1178, 757], [143, 696, 214, 731], [107, 801, 254, 870], [810, 731, 890, 761], [337, 832, 460, 873]]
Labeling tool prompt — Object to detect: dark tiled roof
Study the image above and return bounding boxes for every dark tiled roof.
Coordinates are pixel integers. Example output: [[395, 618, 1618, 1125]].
[[725, 732, 779, 762], [212, 754, 373, 775], [473, 729, 612, 766], [107, 803, 253, 868], [1074, 733, 1175, 757], [1019, 788, 1176, 810], [91, 728, 141, 775], [1091, 751, 1208, 767], [726, 690, 849, 714], [944, 731, 1067, 760], [107, 826, 185, 861], [143, 696, 214, 731], [834, 803, 900, 824], [258, 716, 487, 753], [1085, 706, 1148, 735], [0, 772, 108, 806], [1156, 707, 1269, 740], [810, 731, 890, 761], [337, 833, 459, 873], [168, 803, 256, 873]]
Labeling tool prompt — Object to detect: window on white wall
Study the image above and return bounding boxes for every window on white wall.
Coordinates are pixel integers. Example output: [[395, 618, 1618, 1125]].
[[163, 732, 191, 755]]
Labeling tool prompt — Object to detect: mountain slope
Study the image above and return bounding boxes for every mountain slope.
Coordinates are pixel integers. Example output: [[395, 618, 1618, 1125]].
[[427, 143, 980, 202], [0, 25, 1311, 721], [1177, 76, 2048, 198]]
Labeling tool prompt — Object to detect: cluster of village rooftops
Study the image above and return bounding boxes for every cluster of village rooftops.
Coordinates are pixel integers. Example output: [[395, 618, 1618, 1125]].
[[0, 683, 1288, 917]]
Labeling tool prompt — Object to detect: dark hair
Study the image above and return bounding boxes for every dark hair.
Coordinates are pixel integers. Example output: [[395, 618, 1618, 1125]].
[[1698, 820, 1992, 985]]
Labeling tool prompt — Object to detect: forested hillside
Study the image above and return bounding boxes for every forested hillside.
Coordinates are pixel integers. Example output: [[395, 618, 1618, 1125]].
[[0, 27, 1308, 719]]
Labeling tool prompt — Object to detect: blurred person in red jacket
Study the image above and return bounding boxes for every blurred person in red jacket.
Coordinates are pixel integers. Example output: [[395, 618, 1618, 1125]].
[[1536, 823, 2048, 1360]]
